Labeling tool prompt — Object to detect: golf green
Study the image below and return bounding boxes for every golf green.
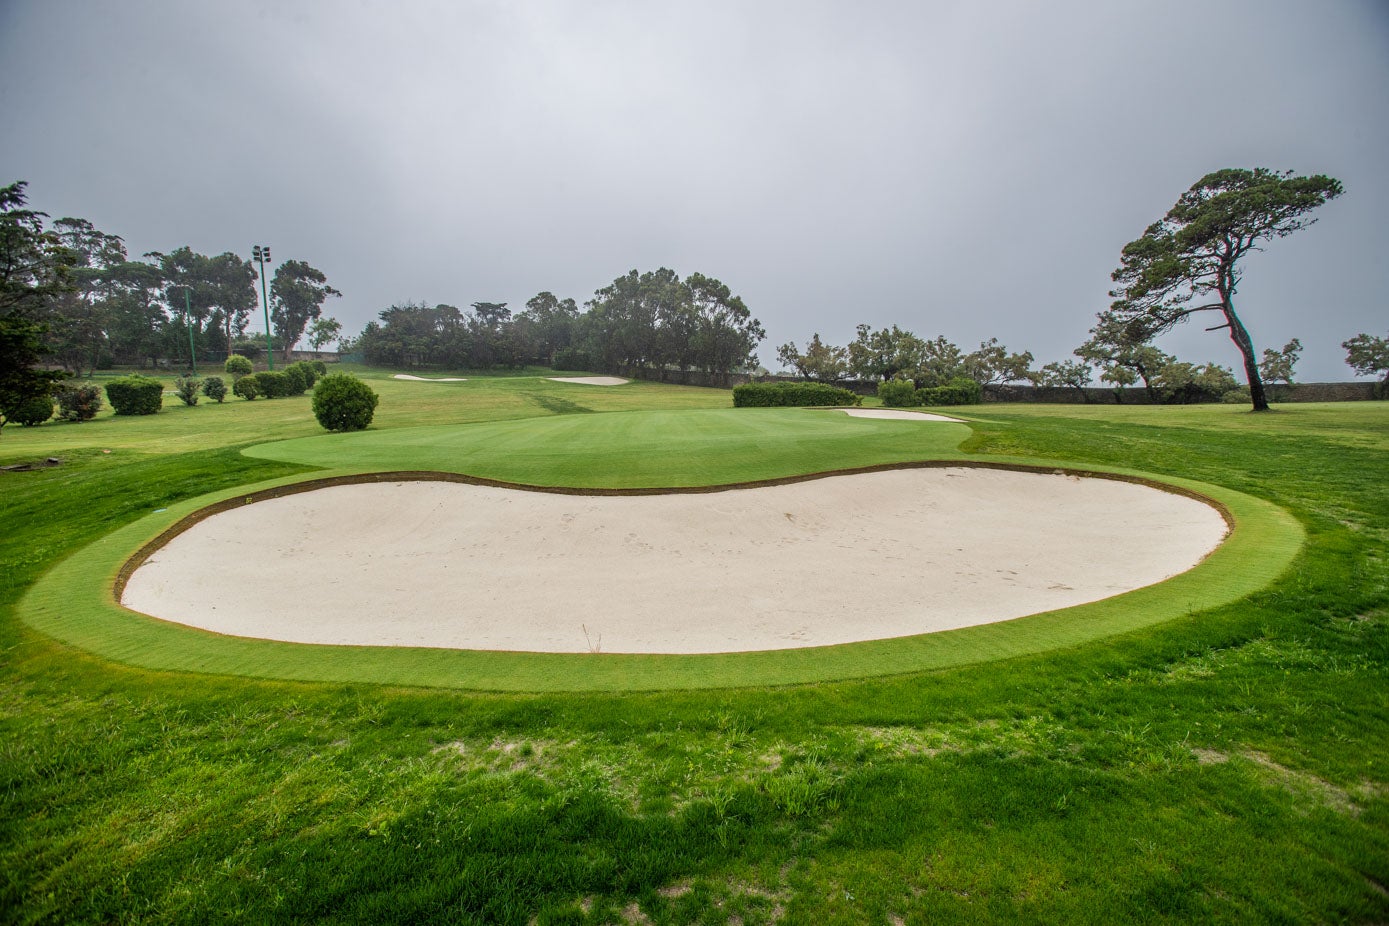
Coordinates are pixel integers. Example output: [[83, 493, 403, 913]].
[[20, 407, 1303, 691]]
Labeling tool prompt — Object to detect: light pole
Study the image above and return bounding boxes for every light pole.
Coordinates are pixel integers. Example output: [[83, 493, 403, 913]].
[[183, 287, 197, 374], [252, 244, 274, 369]]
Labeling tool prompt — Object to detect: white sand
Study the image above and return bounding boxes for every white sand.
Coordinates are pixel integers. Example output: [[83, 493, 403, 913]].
[[839, 408, 964, 422], [393, 374, 467, 382], [121, 469, 1227, 654], [548, 376, 629, 386]]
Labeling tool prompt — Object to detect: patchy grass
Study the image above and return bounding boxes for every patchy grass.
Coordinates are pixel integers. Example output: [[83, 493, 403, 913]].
[[1, 381, 1386, 923]]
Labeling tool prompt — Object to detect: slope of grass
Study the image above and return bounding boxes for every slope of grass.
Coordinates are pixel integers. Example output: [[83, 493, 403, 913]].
[[1, 381, 1385, 924]]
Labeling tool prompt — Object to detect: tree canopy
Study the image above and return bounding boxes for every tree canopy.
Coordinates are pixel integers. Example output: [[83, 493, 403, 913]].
[[271, 260, 341, 360], [0, 182, 71, 433], [1101, 168, 1341, 411], [1342, 333, 1388, 391]]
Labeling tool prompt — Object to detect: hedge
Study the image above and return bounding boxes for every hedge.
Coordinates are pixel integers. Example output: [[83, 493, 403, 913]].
[[105, 376, 164, 415], [917, 377, 983, 406], [732, 382, 862, 408], [252, 370, 292, 399]]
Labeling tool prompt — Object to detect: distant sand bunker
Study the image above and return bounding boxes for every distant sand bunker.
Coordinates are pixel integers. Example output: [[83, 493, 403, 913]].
[[840, 408, 964, 422], [121, 468, 1227, 654], [548, 376, 629, 386], [393, 374, 467, 382]]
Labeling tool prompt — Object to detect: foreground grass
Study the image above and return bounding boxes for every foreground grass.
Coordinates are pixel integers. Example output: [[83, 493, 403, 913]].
[[1, 381, 1386, 923]]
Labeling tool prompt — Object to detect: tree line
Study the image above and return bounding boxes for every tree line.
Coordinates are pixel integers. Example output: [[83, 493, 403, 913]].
[[777, 169, 1386, 407], [0, 181, 343, 377], [354, 267, 765, 382]]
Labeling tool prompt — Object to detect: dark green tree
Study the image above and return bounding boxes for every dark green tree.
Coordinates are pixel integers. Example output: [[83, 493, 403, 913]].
[[45, 217, 127, 374], [1342, 332, 1388, 393], [270, 260, 341, 361], [1258, 338, 1302, 394], [518, 292, 579, 365], [777, 333, 848, 381], [152, 248, 258, 357], [1102, 168, 1342, 412], [685, 272, 764, 382], [962, 337, 1035, 389], [307, 316, 343, 352], [1076, 316, 1173, 401], [0, 182, 70, 434]]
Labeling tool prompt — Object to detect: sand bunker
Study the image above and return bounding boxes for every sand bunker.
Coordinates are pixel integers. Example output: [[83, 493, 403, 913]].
[[548, 376, 629, 386], [840, 408, 964, 422], [393, 374, 467, 382], [121, 468, 1227, 654]]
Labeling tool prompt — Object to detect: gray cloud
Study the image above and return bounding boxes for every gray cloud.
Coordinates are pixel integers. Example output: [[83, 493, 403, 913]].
[[3, 0, 1386, 380]]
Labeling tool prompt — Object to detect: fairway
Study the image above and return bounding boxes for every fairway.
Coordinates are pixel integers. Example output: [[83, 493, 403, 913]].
[[3, 376, 1384, 924]]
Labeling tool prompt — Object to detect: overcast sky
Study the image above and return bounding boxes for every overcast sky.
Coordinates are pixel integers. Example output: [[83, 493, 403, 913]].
[[2, 1, 1385, 380]]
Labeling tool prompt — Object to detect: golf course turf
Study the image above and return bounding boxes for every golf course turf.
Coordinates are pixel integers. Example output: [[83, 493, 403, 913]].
[[1, 371, 1384, 924]]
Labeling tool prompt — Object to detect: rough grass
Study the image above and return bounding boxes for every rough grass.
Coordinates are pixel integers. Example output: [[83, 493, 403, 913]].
[[1, 379, 1386, 924]]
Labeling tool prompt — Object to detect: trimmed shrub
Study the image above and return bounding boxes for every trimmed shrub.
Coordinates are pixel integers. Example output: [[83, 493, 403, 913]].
[[252, 370, 292, 399], [917, 377, 982, 406], [282, 363, 309, 396], [202, 376, 227, 403], [1222, 388, 1253, 404], [295, 361, 318, 389], [233, 376, 260, 401], [105, 376, 164, 416], [10, 394, 54, 426], [174, 376, 201, 406], [310, 360, 327, 376], [56, 383, 102, 421], [312, 373, 379, 431], [877, 379, 921, 408], [732, 382, 862, 408], [225, 354, 254, 378]]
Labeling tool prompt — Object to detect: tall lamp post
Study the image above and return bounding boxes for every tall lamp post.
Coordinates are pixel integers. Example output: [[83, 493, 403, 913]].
[[183, 287, 197, 374], [252, 244, 274, 369]]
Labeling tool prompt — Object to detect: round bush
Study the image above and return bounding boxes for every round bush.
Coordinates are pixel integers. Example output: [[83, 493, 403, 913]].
[[233, 377, 260, 401], [55, 383, 102, 421], [202, 376, 227, 403], [877, 379, 921, 408], [9, 394, 54, 426], [252, 370, 292, 399], [282, 363, 309, 396], [225, 354, 254, 378], [310, 360, 327, 376], [105, 376, 164, 416], [312, 373, 379, 432]]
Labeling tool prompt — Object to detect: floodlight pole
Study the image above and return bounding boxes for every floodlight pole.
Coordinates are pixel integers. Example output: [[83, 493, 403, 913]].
[[253, 244, 274, 369], [183, 288, 196, 374]]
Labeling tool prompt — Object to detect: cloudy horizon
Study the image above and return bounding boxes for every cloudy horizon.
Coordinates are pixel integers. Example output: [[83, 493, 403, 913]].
[[2, 1, 1385, 381]]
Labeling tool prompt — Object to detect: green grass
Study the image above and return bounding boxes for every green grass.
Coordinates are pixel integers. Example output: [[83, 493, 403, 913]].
[[1, 378, 1386, 923]]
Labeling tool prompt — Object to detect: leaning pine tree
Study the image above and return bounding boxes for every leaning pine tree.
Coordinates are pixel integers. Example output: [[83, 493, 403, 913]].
[[1102, 168, 1341, 411]]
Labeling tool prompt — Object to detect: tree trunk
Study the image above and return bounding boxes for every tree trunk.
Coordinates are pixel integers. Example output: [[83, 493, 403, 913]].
[[1222, 301, 1269, 411]]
